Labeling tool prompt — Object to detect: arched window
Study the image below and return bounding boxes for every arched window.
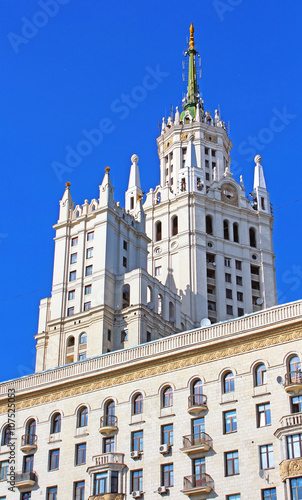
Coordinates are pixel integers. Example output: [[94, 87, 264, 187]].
[[223, 372, 235, 393], [289, 356, 302, 383], [51, 413, 61, 434], [77, 407, 88, 428], [105, 400, 115, 416], [147, 286, 152, 304], [192, 379, 203, 405], [158, 294, 163, 316], [67, 336, 75, 348], [133, 394, 143, 414], [2, 425, 12, 445], [169, 302, 175, 322], [249, 227, 257, 248], [255, 364, 267, 386], [27, 419, 36, 436], [122, 284, 130, 309], [233, 223, 239, 243], [162, 386, 173, 408], [79, 332, 87, 344], [206, 215, 213, 235], [172, 216, 178, 236], [223, 220, 229, 240], [156, 221, 162, 242]]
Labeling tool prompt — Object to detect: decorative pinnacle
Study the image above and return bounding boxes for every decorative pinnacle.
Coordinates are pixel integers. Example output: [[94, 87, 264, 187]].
[[105, 166, 110, 173], [66, 182, 71, 188], [189, 23, 195, 49]]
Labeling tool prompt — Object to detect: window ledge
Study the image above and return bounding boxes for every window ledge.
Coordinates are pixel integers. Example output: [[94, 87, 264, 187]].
[[220, 399, 238, 405], [159, 413, 176, 419], [129, 420, 146, 426], [252, 391, 271, 398], [74, 432, 89, 438]]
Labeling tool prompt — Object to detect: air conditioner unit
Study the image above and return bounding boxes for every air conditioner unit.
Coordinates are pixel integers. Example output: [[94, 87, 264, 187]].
[[159, 443, 169, 454], [158, 486, 167, 494], [130, 450, 140, 458], [132, 491, 142, 498]]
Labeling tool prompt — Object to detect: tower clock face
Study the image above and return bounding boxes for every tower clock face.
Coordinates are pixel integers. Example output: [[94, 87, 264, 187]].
[[221, 183, 238, 206]]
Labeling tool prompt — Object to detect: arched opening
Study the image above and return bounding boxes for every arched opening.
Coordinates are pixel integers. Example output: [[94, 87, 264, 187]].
[[181, 178, 186, 192], [249, 227, 257, 248], [158, 294, 163, 317], [133, 393, 143, 415], [206, 215, 213, 235], [169, 302, 175, 322], [104, 400, 116, 427], [255, 364, 267, 386], [77, 407, 88, 428], [51, 413, 62, 434], [2, 425, 12, 445], [79, 332, 87, 344], [192, 379, 203, 405], [223, 372, 235, 393], [233, 223, 239, 243], [223, 220, 230, 240], [122, 284, 130, 309], [172, 216, 178, 236], [67, 336, 75, 348], [155, 221, 162, 241], [162, 386, 173, 408], [147, 286, 152, 304], [289, 355, 302, 383]]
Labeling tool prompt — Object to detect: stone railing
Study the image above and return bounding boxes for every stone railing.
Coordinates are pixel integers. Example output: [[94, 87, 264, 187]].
[[1, 300, 301, 395], [93, 452, 124, 466], [280, 412, 302, 428]]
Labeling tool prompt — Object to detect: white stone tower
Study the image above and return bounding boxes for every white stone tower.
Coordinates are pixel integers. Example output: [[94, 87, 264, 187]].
[[143, 24, 277, 330]]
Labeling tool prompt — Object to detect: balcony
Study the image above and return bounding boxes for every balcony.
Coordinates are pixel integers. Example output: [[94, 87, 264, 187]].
[[285, 371, 302, 394], [93, 453, 124, 467], [15, 471, 38, 489], [20, 434, 37, 453], [182, 474, 214, 495], [99, 415, 118, 435], [181, 433, 212, 454], [275, 412, 302, 438], [188, 394, 208, 415]]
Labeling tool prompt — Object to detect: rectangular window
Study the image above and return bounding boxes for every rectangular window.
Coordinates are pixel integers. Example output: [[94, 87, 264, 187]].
[[237, 291, 243, 302], [47, 486, 58, 500], [238, 308, 244, 317], [68, 290, 75, 300], [162, 463, 173, 487], [291, 478, 302, 499], [205, 148, 209, 155], [70, 271, 76, 281], [226, 289, 232, 299], [205, 172, 210, 181], [291, 396, 302, 413], [260, 444, 274, 469], [121, 330, 128, 342], [49, 449, 60, 471], [225, 273, 232, 283], [205, 159, 209, 168], [75, 443, 86, 466], [262, 488, 276, 500], [85, 265, 93, 276], [103, 436, 114, 453], [227, 496, 241, 500], [131, 469, 143, 492], [287, 434, 302, 459], [107, 329, 111, 342], [212, 162, 216, 169], [225, 258, 231, 267], [0, 461, 8, 481], [208, 301, 216, 311], [84, 302, 91, 311], [79, 352, 86, 361], [67, 307, 74, 316], [87, 232, 94, 241], [94, 472, 107, 495], [132, 431, 143, 452], [252, 280, 260, 290], [123, 240, 128, 251], [147, 331, 152, 342], [162, 424, 173, 445], [155, 266, 162, 276], [257, 403, 271, 427], [21, 494, 31, 500], [123, 256, 127, 268], [86, 248, 93, 259], [70, 253, 77, 264], [225, 450, 239, 476], [71, 237, 78, 247], [23, 454, 34, 472], [84, 285, 92, 295], [226, 304, 233, 315], [236, 276, 243, 286], [251, 265, 260, 275], [235, 260, 242, 270], [224, 410, 237, 434], [74, 481, 85, 500]]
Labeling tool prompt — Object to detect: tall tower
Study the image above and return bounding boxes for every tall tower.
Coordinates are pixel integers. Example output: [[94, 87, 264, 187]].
[[144, 24, 277, 329]]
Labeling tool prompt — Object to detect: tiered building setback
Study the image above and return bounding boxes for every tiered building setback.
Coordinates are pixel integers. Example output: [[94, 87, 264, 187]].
[[1, 24, 301, 500]]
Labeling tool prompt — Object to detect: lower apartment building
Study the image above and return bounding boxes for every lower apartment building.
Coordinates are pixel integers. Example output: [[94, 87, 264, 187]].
[[1, 300, 302, 499]]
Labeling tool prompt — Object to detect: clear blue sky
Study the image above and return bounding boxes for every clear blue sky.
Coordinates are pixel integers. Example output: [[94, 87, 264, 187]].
[[1, 0, 301, 382]]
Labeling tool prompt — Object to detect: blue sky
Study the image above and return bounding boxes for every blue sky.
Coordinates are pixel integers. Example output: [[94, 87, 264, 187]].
[[1, 0, 301, 382]]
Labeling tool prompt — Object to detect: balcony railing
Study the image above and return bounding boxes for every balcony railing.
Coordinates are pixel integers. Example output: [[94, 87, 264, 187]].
[[188, 394, 208, 412], [94, 452, 124, 466], [285, 371, 302, 393], [100, 415, 118, 427], [280, 412, 302, 428], [15, 471, 38, 488], [21, 434, 37, 446], [182, 432, 212, 451], [183, 473, 214, 494]]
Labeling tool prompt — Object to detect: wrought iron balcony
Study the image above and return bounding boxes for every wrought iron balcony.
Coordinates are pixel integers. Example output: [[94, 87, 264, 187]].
[[188, 394, 208, 414], [182, 473, 214, 495], [99, 415, 118, 435], [284, 371, 302, 393], [181, 432, 212, 454], [15, 471, 38, 489], [20, 434, 37, 453]]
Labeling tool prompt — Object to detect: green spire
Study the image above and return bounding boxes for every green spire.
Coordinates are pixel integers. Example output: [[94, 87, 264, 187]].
[[181, 24, 203, 120]]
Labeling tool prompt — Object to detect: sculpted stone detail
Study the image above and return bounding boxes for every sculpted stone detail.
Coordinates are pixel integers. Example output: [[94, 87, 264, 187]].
[[180, 132, 195, 142], [279, 458, 302, 481], [163, 139, 173, 150], [0, 325, 300, 414]]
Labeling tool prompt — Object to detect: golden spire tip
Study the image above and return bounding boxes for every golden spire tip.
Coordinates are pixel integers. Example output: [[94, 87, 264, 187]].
[[189, 23, 195, 49]]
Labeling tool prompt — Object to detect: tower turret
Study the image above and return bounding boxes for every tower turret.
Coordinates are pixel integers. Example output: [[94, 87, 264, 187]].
[[99, 166, 114, 207], [58, 182, 73, 222], [253, 155, 270, 213], [125, 154, 143, 213]]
